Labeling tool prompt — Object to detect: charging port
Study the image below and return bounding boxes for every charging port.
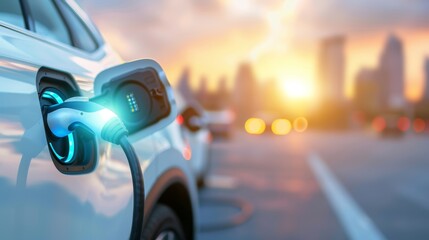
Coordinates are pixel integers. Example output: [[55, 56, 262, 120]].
[[36, 67, 98, 174]]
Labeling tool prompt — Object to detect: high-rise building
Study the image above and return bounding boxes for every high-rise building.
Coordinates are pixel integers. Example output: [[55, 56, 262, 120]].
[[216, 76, 230, 109], [313, 36, 349, 129], [177, 68, 205, 112], [354, 68, 382, 115], [318, 36, 346, 102], [233, 63, 258, 124], [196, 75, 208, 105], [423, 57, 429, 100], [378, 34, 405, 109], [414, 57, 429, 118], [353, 34, 407, 121]]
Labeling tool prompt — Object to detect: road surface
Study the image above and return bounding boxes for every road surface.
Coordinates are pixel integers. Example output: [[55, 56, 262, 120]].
[[198, 130, 429, 240]]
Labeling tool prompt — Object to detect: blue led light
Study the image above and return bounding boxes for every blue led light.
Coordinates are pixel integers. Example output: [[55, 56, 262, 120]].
[[126, 93, 139, 113], [42, 91, 75, 164]]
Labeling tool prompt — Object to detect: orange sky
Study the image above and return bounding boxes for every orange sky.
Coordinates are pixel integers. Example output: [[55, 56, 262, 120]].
[[346, 29, 429, 102], [78, 0, 429, 102], [161, 28, 429, 103]]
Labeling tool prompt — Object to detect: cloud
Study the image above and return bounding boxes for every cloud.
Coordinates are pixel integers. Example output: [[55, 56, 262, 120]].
[[77, 0, 266, 61], [292, 0, 429, 39], [77, 0, 429, 57]]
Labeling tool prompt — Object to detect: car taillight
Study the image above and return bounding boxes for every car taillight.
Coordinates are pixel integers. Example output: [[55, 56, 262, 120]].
[[397, 117, 410, 132], [413, 118, 426, 133], [372, 116, 386, 132], [176, 114, 184, 125]]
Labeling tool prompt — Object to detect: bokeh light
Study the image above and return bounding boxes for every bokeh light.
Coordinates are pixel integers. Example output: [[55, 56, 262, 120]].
[[245, 118, 266, 135], [176, 115, 184, 125], [397, 117, 410, 132], [372, 116, 386, 132], [271, 119, 292, 135], [413, 118, 426, 133], [293, 117, 308, 132]]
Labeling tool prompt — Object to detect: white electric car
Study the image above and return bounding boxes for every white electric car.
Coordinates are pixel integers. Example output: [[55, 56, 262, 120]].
[[174, 91, 211, 188], [176, 73, 211, 188], [0, 0, 197, 239]]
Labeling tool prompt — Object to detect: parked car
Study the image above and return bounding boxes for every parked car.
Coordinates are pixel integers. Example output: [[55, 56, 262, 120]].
[[175, 91, 212, 188], [0, 0, 197, 239], [205, 109, 234, 138]]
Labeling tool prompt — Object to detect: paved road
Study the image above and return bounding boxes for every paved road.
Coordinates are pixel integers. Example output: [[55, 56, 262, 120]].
[[198, 130, 429, 240]]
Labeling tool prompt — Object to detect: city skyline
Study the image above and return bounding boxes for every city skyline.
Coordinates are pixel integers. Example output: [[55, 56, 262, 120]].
[[77, 0, 429, 102]]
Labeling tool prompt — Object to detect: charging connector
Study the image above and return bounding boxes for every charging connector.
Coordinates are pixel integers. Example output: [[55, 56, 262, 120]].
[[46, 97, 127, 141], [45, 98, 144, 240]]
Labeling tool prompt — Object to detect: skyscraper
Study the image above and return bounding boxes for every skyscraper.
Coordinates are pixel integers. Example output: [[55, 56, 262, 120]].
[[318, 36, 346, 102], [313, 35, 349, 129], [196, 75, 208, 106], [423, 57, 429, 100], [354, 68, 382, 115], [378, 34, 405, 109], [414, 57, 429, 118], [233, 63, 258, 125], [177, 68, 205, 112]]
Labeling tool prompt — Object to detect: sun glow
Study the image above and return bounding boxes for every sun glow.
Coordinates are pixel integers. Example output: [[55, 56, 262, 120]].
[[280, 79, 314, 100]]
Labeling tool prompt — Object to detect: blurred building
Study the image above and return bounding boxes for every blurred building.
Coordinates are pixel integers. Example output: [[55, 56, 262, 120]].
[[423, 57, 429, 101], [196, 76, 208, 105], [192, 75, 232, 111], [177, 68, 205, 113], [215, 76, 230, 109], [313, 35, 349, 129], [233, 63, 259, 125], [318, 36, 346, 102], [414, 57, 429, 118], [353, 34, 407, 124], [354, 68, 382, 116], [378, 34, 405, 110]]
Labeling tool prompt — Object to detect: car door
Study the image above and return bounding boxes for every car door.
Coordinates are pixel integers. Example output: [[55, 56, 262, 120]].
[[0, 1, 154, 239]]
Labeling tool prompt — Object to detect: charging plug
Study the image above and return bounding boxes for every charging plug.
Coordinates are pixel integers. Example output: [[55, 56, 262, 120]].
[[46, 97, 128, 144], [45, 96, 144, 239]]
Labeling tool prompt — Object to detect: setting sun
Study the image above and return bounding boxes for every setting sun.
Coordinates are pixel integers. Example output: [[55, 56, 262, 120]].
[[280, 79, 314, 100]]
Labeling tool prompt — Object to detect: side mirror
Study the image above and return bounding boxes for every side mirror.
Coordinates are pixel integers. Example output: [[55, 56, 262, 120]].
[[93, 59, 177, 141], [180, 107, 205, 132]]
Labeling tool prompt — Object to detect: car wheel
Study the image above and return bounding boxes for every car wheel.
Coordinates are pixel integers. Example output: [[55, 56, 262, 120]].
[[141, 204, 186, 240]]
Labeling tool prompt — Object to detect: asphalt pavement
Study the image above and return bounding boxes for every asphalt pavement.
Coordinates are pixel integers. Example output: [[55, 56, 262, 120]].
[[198, 130, 429, 240]]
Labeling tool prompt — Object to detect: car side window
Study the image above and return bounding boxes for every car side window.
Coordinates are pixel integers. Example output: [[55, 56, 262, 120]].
[[27, 0, 72, 46], [0, 0, 25, 28], [57, 1, 98, 52]]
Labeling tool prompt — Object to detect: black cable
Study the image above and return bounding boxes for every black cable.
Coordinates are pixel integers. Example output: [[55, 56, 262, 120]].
[[119, 136, 145, 240], [199, 196, 253, 232]]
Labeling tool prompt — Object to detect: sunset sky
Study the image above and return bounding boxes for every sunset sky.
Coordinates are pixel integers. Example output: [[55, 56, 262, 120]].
[[78, 0, 429, 101]]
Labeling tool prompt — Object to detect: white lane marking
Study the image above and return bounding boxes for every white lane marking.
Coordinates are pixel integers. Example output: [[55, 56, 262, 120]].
[[307, 154, 386, 240], [206, 175, 237, 189]]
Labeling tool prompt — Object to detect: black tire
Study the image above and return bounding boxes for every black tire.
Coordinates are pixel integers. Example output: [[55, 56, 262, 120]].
[[141, 204, 186, 240]]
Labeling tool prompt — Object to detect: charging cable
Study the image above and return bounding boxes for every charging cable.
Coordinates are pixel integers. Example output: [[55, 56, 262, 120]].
[[45, 97, 144, 240]]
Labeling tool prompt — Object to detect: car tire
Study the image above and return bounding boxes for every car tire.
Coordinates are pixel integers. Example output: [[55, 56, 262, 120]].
[[141, 204, 186, 240]]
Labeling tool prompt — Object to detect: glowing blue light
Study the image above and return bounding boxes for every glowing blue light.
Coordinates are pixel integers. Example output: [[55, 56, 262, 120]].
[[126, 93, 139, 113], [42, 91, 75, 164]]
